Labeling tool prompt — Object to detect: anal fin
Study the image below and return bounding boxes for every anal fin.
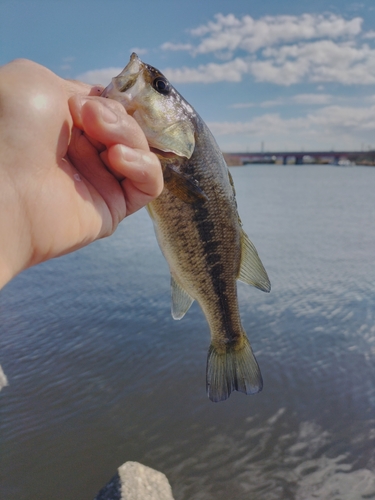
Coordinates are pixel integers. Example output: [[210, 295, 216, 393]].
[[206, 336, 263, 402], [171, 276, 194, 320]]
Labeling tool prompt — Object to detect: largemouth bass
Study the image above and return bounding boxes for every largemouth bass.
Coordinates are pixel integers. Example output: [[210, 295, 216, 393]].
[[102, 53, 271, 402]]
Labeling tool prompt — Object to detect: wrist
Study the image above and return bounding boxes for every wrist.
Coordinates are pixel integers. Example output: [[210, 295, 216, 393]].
[[0, 167, 34, 289]]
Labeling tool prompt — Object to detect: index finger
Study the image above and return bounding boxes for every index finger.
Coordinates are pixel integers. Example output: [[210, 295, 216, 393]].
[[62, 78, 99, 99], [69, 95, 150, 152]]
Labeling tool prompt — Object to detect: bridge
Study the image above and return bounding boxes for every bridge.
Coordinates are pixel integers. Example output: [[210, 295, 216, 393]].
[[224, 150, 364, 165]]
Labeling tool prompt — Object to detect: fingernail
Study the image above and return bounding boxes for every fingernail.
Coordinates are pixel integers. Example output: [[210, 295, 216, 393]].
[[100, 102, 118, 123]]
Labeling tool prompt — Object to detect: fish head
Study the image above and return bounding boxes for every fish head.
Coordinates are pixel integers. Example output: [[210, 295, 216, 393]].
[[101, 53, 196, 159]]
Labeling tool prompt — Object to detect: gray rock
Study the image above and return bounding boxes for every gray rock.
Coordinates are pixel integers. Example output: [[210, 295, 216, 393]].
[[95, 461, 174, 500], [0, 364, 8, 391], [94, 471, 121, 500]]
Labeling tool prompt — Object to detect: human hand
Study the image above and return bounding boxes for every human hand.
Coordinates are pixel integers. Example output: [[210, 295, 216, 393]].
[[0, 59, 163, 287]]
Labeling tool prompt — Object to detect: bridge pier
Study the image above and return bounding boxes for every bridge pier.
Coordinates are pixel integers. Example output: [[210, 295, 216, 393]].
[[232, 150, 362, 165], [295, 156, 303, 165]]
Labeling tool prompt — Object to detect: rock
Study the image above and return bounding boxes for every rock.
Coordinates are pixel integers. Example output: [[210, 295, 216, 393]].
[[94, 471, 121, 500], [94, 461, 175, 500], [0, 364, 8, 391]]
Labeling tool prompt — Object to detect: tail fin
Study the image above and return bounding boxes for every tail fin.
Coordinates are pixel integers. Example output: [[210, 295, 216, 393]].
[[206, 336, 263, 402]]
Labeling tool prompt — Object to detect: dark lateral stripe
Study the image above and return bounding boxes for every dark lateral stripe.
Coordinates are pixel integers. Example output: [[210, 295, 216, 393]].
[[204, 241, 220, 254], [193, 199, 238, 345], [206, 253, 221, 265]]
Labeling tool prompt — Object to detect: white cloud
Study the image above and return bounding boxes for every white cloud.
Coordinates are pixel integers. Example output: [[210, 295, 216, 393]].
[[163, 58, 248, 84], [71, 12, 375, 151], [157, 13, 375, 86], [208, 104, 375, 151], [168, 49, 356, 87], [76, 67, 123, 86], [230, 99, 291, 109], [249, 39, 375, 85], [130, 47, 148, 56], [75, 13, 375, 89], [161, 42, 193, 51], [230, 102, 255, 109], [190, 13, 362, 56], [209, 115, 307, 138], [60, 56, 75, 72], [292, 94, 332, 105], [213, 105, 375, 136], [260, 99, 286, 108], [308, 105, 375, 131], [231, 94, 333, 109], [363, 30, 375, 39], [347, 2, 366, 12]]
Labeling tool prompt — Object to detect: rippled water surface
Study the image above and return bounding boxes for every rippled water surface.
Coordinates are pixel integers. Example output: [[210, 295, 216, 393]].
[[1, 165, 375, 500]]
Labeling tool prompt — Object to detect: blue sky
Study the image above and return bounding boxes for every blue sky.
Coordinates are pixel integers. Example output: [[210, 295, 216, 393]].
[[2, 0, 375, 152]]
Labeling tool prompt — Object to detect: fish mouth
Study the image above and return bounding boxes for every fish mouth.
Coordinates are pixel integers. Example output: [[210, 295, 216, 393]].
[[100, 82, 113, 98], [101, 53, 143, 98]]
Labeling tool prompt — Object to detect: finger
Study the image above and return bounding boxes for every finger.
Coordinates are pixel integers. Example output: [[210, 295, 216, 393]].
[[99, 149, 126, 181], [107, 144, 163, 215], [69, 96, 149, 152], [67, 127, 126, 230], [63, 79, 93, 98], [89, 85, 105, 96], [84, 132, 106, 154], [108, 144, 162, 195], [122, 178, 161, 217]]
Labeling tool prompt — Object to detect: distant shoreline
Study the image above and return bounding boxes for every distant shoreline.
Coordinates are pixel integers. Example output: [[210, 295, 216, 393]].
[[223, 151, 375, 167]]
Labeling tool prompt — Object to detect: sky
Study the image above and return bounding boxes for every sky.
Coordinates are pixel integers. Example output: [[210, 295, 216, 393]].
[[2, 0, 375, 152]]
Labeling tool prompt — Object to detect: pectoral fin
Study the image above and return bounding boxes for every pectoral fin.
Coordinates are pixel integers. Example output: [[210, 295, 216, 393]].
[[171, 276, 194, 320], [238, 230, 271, 292], [163, 165, 208, 204]]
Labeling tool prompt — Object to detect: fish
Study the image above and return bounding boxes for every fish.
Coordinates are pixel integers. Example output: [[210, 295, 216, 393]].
[[101, 53, 271, 402]]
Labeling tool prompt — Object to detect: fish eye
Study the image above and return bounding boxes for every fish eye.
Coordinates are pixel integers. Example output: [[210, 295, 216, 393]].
[[153, 77, 171, 95]]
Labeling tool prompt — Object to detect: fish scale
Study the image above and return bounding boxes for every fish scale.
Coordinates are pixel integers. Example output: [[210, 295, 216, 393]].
[[102, 53, 271, 402]]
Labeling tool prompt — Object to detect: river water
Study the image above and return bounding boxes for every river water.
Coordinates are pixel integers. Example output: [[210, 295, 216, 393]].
[[1, 165, 375, 500]]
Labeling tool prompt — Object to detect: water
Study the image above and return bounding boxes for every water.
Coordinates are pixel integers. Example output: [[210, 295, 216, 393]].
[[1, 165, 375, 500]]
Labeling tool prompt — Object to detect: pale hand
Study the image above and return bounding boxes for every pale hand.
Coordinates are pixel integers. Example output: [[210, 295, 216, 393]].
[[0, 59, 163, 287]]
